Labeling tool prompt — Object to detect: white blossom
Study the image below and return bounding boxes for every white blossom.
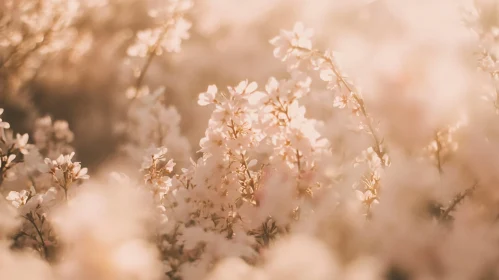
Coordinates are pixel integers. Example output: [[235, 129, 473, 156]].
[[197, 85, 218, 106]]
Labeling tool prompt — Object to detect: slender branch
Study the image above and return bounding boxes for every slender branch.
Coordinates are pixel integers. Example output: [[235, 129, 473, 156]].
[[23, 214, 48, 259], [434, 132, 443, 175], [292, 46, 386, 165], [440, 182, 478, 221], [129, 22, 174, 103]]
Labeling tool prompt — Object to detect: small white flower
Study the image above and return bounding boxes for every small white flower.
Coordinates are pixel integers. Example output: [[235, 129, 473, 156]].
[[6, 190, 29, 208], [232, 80, 258, 95], [198, 85, 218, 106], [0, 108, 10, 140], [199, 128, 225, 155], [246, 91, 268, 106], [265, 77, 280, 94], [0, 108, 10, 129], [2, 154, 16, 168], [333, 95, 348, 109], [141, 147, 170, 170], [73, 163, 89, 180], [290, 22, 314, 50], [164, 159, 176, 173], [46, 152, 89, 182], [15, 133, 30, 154], [319, 67, 335, 82], [269, 22, 314, 61]]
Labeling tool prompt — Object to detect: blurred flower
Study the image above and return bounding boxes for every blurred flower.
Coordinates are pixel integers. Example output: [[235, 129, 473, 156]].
[[198, 85, 218, 106]]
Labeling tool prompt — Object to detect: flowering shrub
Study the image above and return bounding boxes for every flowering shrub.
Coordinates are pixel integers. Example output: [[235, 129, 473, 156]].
[[2, 0, 499, 280]]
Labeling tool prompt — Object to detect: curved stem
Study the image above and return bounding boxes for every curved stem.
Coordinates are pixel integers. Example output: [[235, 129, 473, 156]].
[[23, 214, 48, 259], [440, 182, 478, 221]]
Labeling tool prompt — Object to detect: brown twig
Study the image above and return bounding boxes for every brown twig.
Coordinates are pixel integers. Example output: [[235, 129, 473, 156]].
[[440, 182, 478, 221]]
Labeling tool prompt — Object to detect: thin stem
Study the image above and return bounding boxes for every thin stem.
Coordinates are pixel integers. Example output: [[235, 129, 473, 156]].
[[292, 46, 386, 165], [0, 14, 58, 70], [240, 154, 256, 192], [129, 21, 174, 103], [440, 182, 478, 221], [434, 132, 443, 175], [274, 96, 303, 173], [23, 214, 48, 259]]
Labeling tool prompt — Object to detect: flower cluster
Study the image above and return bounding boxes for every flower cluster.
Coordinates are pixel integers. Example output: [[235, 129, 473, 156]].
[[122, 88, 191, 165], [33, 116, 74, 160], [0, 108, 88, 260], [270, 22, 392, 213], [4, 1, 499, 280], [125, 0, 193, 100], [0, 0, 83, 99]]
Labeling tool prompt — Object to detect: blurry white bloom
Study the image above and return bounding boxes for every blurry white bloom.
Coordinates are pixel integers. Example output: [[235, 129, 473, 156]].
[[270, 22, 314, 61], [264, 234, 337, 280], [127, 0, 193, 58], [333, 94, 349, 109], [6, 190, 29, 208], [0, 109, 10, 139], [355, 190, 379, 205], [73, 163, 89, 180], [231, 80, 258, 95], [19, 187, 60, 215], [33, 115, 74, 159], [1, 154, 17, 169], [53, 120, 74, 142], [109, 172, 132, 185], [198, 85, 218, 106], [199, 127, 225, 155], [125, 86, 150, 100], [206, 257, 257, 280], [123, 89, 191, 163], [15, 133, 30, 155], [127, 29, 161, 58], [0, 109, 9, 129], [141, 147, 175, 171]]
